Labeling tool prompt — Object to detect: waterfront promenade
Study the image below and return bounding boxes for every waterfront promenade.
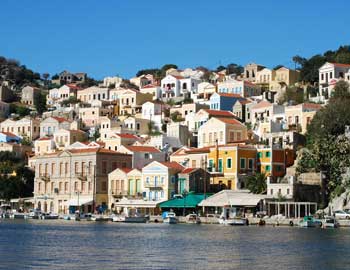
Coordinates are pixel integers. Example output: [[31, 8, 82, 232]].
[[0, 219, 350, 270]]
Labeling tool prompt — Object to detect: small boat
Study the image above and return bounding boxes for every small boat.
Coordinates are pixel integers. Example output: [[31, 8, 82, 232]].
[[40, 213, 59, 220], [162, 211, 177, 224], [91, 215, 110, 222], [298, 216, 322, 228], [9, 212, 29, 219], [218, 217, 248, 226], [111, 214, 126, 222], [322, 217, 339, 228], [186, 214, 201, 224], [124, 215, 149, 223]]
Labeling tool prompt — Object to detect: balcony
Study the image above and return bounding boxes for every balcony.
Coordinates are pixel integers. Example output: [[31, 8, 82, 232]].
[[144, 182, 165, 188], [75, 172, 89, 181], [40, 173, 50, 182], [110, 190, 128, 197]]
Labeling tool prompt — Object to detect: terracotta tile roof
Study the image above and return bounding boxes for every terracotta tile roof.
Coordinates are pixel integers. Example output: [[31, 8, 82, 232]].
[[121, 168, 133, 173], [330, 62, 350, 68], [172, 75, 184, 80], [68, 148, 129, 155], [141, 84, 159, 89], [181, 168, 198, 174], [203, 109, 234, 117], [302, 103, 322, 111], [52, 117, 70, 123], [1, 132, 18, 138], [185, 146, 211, 154], [116, 133, 139, 139], [252, 100, 272, 110], [160, 161, 184, 171], [66, 84, 80, 90], [217, 93, 243, 98], [37, 137, 52, 141], [216, 117, 244, 125], [124, 145, 160, 153]]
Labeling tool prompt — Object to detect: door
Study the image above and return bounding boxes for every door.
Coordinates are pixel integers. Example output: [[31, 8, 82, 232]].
[[129, 179, 135, 195]]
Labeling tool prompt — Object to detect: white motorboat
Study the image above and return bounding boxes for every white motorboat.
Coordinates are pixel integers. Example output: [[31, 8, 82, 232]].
[[40, 213, 59, 220], [111, 214, 126, 222], [186, 214, 201, 224], [91, 215, 110, 222], [218, 217, 248, 226], [124, 215, 149, 223], [162, 211, 177, 224], [322, 217, 339, 228]]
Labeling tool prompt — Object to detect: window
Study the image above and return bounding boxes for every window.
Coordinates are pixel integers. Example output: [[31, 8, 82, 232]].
[[146, 177, 150, 183], [191, 160, 196, 167], [74, 181, 78, 191], [65, 182, 68, 192], [160, 177, 165, 184], [145, 153, 150, 159], [266, 165, 271, 171], [227, 158, 232, 169], [276, 165, 282, 172], [287, 188, 290, 195], [240, 158, 246, 169], [102, 181, 107, 192], [219, 131, 223, 142], [229, 132, 234, 142], [270, 189, 273, 195], [248, 159, 254, 169], [75, 162, 79, 173], [171, 176, 176, 184], [218, 159, 223, 172], [102, 161, 107, 174], [265, 151, 271, 158]]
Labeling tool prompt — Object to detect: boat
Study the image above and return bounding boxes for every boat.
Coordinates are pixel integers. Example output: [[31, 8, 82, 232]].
[[91, 215, 110, 222], [28, 210, 41, 219], [298, 216, 322, 228], [218, 216, 248, 226], [322, 217, 339, 228], [9, 212, 29, 219], [186, 214, 201, 224], [40, 213, 59, 220], [162, 211, 177, 224], [124, 215, 149, 223], [111, 214, 126, 222]]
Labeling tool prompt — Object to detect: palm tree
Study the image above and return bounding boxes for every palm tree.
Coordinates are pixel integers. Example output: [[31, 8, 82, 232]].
[[246, 173, 267, 194]]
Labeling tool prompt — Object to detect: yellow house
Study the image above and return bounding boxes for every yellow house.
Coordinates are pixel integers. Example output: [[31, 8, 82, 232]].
[[207, 144, 257, 190]]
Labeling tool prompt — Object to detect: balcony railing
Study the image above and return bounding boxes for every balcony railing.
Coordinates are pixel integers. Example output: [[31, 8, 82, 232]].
[[40, 173, 50, 182], [110, 190, 128, 197], [144, 182, 165, 188], [75, 172, 89, 181]]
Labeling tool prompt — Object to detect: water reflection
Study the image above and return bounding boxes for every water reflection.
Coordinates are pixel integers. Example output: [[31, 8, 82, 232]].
[[0, 220, 350, 270]]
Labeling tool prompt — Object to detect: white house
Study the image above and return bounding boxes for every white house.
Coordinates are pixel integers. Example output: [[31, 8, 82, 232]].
[[141, 101, 163, 130]]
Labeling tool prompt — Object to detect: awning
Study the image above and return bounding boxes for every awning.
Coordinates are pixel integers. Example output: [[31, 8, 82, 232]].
[[10, 197, 35, 203], [67, 197, 93, 206], [114, 198, 161, 208], [159, 194, 208, 209], [199, 190, 266, 207]]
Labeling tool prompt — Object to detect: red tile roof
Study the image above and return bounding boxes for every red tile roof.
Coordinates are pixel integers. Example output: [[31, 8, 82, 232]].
[[252, 100, 272, 110], [68, 148, 129, 155], [52, 117, 70, 123], [203, 109, 234, 117], [217, 93, 243, 98], [124, 145, 161, 153], [141, 84, 159, 89], [172, 75, 184, 80], [330, 62, 350, 68], [160, 161, 184, 171], [120, 168, 133, 173], [37, 137, 52, 141], [1, 132, 18, 137], [216, 117, 244, 125], [302, 103, 322, 111], [116, 133, 139, 139], [185, 147, 211, 154], [181, 168, 198, 174]]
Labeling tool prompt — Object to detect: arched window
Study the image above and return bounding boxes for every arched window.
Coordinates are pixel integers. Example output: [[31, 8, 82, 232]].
[[182, 83, 187, 90]]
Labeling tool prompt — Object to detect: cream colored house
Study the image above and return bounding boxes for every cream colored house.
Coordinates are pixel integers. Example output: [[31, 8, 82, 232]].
[[104, 133, 141, 152], [123, 116, 150, 135], [21, 86, 41, 106], [34, 137, 56, 155], [0, 142, 32, 158], [40, 116, 71, 137], [53, 129, 88, 149], [77, 86, 109, 104], [108, 168, 143, 209], [78, 106, 113, 127], [31, 146, 132, 214], [198, 117, 248, 148], [284, 103, 322, 134], [140, 84, 162, 100], [119, 89, 153, 115], [47, 84, 79, 106], [196, 82, 216, 99], [0, 117, 40, 140], [170, 146, 209, 168], [142, 161, 184, 202]]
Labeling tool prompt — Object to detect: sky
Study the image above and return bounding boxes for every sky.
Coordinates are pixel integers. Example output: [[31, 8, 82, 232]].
[[1, 0, 350, 79]]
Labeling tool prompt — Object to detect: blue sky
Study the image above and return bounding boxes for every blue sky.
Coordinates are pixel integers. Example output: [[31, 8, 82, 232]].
[[1, 0, 349, 79]]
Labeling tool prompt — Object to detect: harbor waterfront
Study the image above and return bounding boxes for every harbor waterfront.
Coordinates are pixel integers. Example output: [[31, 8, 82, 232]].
[[1, 220, 350, 270]]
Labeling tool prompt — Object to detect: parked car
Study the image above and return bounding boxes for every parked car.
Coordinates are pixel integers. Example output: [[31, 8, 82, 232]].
[[333, 210, 350, 219]]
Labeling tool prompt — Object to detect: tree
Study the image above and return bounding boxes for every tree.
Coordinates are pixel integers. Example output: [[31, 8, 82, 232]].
[[10, 104, 31, 117], [279, 86, 304, 105], [331, 80, 350, 99], [51, 74, 59, 80], [246, 173, 267, 194], [273, 65, 284, 70], [216, 65, 226, 72], [60, 96, 81, 107], [226, 63, 244, 75], [34, 92, 47, 114]]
